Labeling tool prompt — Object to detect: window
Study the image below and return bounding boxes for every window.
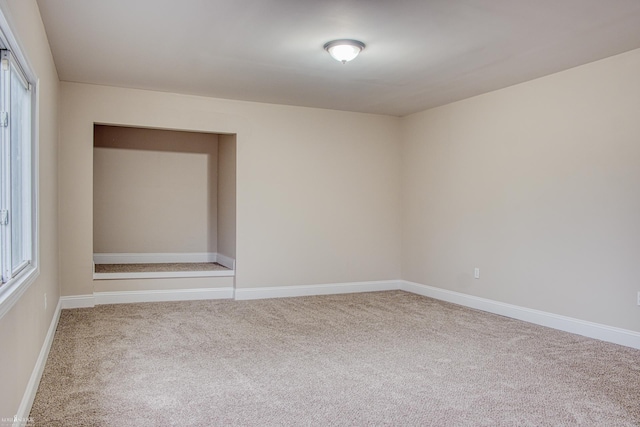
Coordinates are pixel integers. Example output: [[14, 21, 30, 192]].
[[0, 18, 38, 316]]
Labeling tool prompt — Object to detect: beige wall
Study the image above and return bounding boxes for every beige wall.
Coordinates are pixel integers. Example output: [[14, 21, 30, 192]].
[[0, 0, 59, 420], [93, 125, 219, 254], [59, 83, 402, 296], [217, 134, 236, 259], [402, 48, 640, 332]]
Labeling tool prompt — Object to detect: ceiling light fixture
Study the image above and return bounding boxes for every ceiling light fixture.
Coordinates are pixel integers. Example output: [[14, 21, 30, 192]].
[[324, 39, 365, 64]]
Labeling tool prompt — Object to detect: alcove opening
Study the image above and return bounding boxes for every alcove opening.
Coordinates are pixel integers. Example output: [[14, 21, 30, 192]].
[[92, 124, 236, 280]]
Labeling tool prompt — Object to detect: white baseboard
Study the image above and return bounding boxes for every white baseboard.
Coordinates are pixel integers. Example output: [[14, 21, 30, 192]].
[[216, 253, 235, 270], [400, 280, 640, 350], [55, 278, 639, 350], [94, 288, 234, 305], [93, 252, 218, 264], [234, 280, 401, 300], [60, 294, 95, 309], [14, 299, 62, 427]]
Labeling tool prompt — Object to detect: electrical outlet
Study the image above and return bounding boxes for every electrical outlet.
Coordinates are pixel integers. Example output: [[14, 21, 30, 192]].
[[474, 268, 480, 279], [44, 293, 47, 310]]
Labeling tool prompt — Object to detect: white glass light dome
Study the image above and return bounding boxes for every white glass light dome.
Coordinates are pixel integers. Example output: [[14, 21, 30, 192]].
[[324, 39, 365, 64]]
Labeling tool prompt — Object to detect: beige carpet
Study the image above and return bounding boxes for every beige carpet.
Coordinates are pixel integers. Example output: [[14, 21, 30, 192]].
[[30, 291, 640, 426], [94, 262, 229, 273]]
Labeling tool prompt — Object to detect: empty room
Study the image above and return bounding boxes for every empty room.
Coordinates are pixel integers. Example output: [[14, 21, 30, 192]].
[[0, 0, 639, 425]]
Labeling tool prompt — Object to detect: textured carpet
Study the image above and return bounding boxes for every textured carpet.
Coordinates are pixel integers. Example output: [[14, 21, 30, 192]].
[[94, 262, 229, 273], [30, 291, 640, 426]]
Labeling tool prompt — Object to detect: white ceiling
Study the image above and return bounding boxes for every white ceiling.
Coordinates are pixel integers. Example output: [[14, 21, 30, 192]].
[[36, 0, 640, 116]]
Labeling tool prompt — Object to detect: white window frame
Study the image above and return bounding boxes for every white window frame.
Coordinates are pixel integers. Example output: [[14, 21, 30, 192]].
[[0, 9, 39, 320]]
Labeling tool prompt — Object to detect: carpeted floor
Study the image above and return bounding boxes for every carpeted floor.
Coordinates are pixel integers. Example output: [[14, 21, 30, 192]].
[[94, 262, 230, 273], [30, 291, 640, 426]]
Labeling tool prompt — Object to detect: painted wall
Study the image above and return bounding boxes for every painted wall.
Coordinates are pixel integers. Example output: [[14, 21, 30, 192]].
[[93, 125, 219, 254], [217, 134, 236, 260], [402, 48, 640, 332], [59, 83, 402, 296], [0, 0, 59, 421]]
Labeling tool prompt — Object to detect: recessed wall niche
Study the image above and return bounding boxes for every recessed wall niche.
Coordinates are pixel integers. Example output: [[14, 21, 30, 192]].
[[92, 125, 236, 279]]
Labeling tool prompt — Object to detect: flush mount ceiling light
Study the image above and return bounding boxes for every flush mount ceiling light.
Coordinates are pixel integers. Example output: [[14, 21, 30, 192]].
[[324, 39, 365, 64]]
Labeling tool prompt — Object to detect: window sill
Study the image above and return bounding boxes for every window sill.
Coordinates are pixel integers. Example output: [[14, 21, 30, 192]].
[[0, 264, 39, 320]]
